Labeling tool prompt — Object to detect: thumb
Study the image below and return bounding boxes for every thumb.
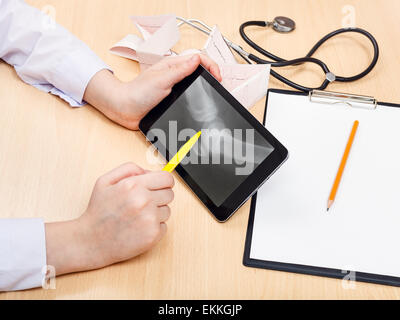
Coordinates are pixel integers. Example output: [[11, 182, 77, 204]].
[[163, 54, 200, 88]]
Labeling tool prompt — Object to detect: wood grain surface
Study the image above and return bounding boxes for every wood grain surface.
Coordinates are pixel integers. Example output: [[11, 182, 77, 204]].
[[1, 0, 400, 299]]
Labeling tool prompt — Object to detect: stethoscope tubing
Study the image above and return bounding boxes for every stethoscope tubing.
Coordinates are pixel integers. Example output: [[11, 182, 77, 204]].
[[176, 17, 380, 93], [239, 21, 380, 92]]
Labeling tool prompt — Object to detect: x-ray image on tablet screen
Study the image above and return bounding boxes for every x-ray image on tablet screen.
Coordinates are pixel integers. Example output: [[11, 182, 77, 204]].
[[148, 76, 275, 207]]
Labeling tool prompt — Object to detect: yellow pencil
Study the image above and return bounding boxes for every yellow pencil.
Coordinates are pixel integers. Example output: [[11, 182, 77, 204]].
[[327, 120, 359, 211], [163, 131, 202, 173]]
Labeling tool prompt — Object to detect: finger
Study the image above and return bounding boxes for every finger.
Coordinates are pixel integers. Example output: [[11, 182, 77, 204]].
[[197, 54, 222, 82], [158, 222, 168, 240], [163, 54, 222, 84], [146, 215, 167, 244], [151, 189, 174, 206], [162, 53, 197, 67], [162, 54, 201, 88], [99, 162, 145, 186], [140, 171, 175, 190], [121, 171, 175, 190], [166, 54, 222, 81], [158, 206, 171, 223]]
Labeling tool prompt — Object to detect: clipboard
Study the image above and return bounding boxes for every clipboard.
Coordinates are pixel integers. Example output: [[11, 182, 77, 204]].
[[243, 88, 400, 287]]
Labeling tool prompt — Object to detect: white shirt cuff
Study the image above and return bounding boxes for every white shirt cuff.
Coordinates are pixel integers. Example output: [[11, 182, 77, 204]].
[[49, 47, 111, 107], [0, 219, 46, 291]]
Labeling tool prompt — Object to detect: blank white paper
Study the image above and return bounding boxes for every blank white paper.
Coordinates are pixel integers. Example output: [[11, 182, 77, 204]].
[[250, 92, 400, 277]]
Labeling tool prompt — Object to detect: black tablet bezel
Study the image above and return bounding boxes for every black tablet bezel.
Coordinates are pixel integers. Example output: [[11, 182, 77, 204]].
[[139, 65, 288, 222]]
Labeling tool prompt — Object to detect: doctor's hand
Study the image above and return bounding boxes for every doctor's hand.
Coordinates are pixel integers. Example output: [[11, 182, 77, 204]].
[[45, 163, 175, 276], [84, 54, 222, 130]]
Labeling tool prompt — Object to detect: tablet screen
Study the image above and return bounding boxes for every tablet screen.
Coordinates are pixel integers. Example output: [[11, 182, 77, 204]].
[[147, 76, 274, 207]]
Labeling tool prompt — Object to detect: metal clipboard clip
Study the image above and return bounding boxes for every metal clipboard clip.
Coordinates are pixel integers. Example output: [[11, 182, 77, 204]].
[[309, 90, 378, 110]]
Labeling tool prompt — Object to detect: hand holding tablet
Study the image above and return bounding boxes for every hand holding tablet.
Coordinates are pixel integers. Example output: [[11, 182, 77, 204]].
[[140, 65, 288, 222]]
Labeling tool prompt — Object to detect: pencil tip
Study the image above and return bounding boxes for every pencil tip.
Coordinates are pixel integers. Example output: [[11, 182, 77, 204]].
[[327, 200, 334, 212]]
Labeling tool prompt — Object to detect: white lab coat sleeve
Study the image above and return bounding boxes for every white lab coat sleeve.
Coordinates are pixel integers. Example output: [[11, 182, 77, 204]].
[[0, 219, 46, 291], [0, 0, 110, 106]]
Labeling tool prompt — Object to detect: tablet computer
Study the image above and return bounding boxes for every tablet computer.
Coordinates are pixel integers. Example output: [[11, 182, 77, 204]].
[[139, 65, 288, 222]]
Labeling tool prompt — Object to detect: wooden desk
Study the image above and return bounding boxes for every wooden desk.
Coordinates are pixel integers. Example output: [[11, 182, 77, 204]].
[[1, 0, 400, 299]]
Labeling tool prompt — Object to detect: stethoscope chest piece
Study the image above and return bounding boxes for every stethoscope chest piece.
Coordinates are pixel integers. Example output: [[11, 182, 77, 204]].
[[270, 16, 296, 33]]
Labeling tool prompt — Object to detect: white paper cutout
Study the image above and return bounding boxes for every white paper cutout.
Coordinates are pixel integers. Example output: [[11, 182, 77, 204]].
[[110, 15, 270, 109]]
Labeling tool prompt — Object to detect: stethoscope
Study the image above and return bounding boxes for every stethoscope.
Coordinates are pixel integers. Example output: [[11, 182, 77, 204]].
[[177, 16, 380, 92]]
